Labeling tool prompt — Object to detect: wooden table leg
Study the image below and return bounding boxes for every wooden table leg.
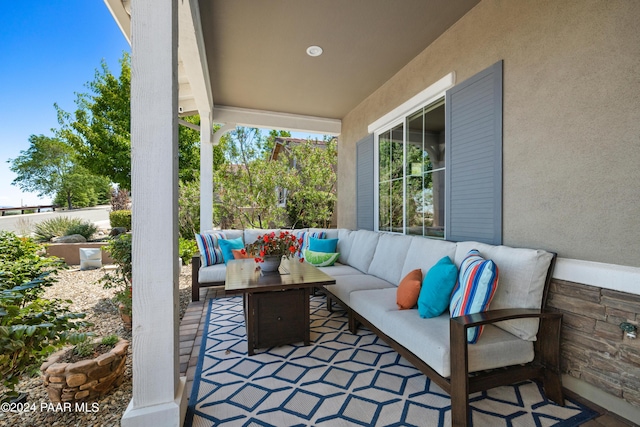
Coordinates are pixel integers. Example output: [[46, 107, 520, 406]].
[[304, 287, 311, 346], [245, 294, 255, 356]]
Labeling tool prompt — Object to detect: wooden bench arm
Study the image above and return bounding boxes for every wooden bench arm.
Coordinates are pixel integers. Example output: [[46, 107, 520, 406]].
[[192, 255, 201, 301], [450, 308, 562, 329], [449, 308, 564, 426]]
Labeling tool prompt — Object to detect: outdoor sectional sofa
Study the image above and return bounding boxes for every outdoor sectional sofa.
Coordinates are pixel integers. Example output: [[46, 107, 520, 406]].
[[192, 228, 562, 427]]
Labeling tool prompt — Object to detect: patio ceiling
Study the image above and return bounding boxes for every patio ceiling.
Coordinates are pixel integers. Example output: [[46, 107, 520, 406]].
[[106, 0, 480, 127], [199, 0, 480, 120]]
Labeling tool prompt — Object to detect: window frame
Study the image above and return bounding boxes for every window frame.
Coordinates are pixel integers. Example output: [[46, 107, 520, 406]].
[[370, 73, 454, 236]]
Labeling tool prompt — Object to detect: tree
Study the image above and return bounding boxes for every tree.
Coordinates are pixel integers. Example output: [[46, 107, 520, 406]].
[[56, 53, 131, 189], [8, 135, 109, 209], [214, 127, 294, 229], [281, 138, 337, 228], [212, 128, 337, 229], [178, 115, 202, 183], [56, 53, 212, 189]]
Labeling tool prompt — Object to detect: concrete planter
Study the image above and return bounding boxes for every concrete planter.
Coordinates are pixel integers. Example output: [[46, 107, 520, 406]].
[[40, 339, 129, 403], [45, 242, 114, 266]]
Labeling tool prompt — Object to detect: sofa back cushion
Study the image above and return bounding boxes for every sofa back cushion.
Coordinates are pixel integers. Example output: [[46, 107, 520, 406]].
[[243, 229, 280, 245], [454, 241, 555, 341], [337, 229, 356, 264], [219, 229, 244, 241], [310, 228, 339, 240], [367, 233, 412, 285], [400, 237, 457, 280], [346, 230, 381, 273]]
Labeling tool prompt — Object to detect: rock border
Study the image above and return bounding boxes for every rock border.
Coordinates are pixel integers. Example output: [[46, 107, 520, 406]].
[[40, 339, 129, 403]]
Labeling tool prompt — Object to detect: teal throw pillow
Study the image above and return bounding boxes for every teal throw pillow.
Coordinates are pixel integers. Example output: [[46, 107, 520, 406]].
[[304, 249, 340, 267], [218, 237, 245, 265], [418, 256, 459, 318], [308, 237, 338, 253]]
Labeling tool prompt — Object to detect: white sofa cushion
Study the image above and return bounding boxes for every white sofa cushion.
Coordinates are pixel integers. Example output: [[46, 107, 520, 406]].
[[324, 274, 394, 306], [454, 241, 555, 341], [216, 229, 243, 240], [349, 287, 398, 328], [310, 228, 339, 240], [346, 230, 381, 273], [367, 233, 411, 285], [350, 289, 534, 378], [317, 263, 362, 277], [400, 236, 457, 280], [198, 263, 227, 284], [337, 229, 356, 265], [243, 228, 280, 245]]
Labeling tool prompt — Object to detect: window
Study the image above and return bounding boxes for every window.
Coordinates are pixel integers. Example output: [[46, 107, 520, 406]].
[[377, 100, 446, 238], [366, 64, 502, 244]]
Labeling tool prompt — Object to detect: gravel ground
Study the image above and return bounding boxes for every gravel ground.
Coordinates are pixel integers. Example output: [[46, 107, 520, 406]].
[[0, 264, 193, 427]]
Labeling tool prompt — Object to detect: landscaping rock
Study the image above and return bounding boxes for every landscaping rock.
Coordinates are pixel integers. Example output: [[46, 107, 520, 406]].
[[52, 234, 87, 243], [109, 227, 127, 237]]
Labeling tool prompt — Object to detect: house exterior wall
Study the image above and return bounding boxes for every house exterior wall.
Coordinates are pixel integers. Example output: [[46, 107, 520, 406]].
[[337, 0, 640, 268]]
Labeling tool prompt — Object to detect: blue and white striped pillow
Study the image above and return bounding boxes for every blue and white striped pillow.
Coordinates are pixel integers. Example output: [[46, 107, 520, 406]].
[[449, 249, 499, 344], [294, 230, 326, 258], [195, 232, 226, 266]]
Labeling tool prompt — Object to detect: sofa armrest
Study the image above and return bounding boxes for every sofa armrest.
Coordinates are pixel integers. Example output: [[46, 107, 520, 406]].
[[449, 308, 564, 423], [192, 255, 201, 301], [450, 308, 561, 329]]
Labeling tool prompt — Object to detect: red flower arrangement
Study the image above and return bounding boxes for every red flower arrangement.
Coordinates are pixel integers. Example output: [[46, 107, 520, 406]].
[[244, 231, 304, 263]]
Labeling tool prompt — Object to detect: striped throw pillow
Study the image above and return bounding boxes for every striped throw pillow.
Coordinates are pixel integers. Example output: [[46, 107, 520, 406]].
[[195, 232, 226, 266], [449, 249, 499, 344], [294, 230, 326, 258]]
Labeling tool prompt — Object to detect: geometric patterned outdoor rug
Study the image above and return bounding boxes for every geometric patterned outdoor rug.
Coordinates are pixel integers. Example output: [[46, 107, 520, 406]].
[[185, 296, 597, 427]]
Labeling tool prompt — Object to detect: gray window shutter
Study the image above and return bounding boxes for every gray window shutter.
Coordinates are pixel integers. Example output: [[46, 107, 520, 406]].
[[356, 134, 375, 230], [445, 60, 503, 244]]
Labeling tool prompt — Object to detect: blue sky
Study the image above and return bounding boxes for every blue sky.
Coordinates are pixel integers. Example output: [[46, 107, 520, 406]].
[[0, 2, 325, 208], [0, 1, 129, 207]]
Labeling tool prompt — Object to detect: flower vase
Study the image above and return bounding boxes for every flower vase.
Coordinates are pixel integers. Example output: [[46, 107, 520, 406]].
[[260, 255, 282, 273]]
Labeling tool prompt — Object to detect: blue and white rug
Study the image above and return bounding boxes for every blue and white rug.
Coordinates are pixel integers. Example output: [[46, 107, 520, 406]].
[[185, 296, 597, 427]]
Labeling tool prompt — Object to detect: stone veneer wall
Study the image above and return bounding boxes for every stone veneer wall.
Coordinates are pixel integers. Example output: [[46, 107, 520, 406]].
[[548, 279, 640, 408]]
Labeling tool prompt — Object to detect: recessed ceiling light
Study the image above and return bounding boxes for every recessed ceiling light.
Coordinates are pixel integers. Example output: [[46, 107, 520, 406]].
[[306, 45, 323, 57]]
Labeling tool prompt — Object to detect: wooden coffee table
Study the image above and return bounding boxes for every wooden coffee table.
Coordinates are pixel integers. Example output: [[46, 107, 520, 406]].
[[225, 258, 336, 355]]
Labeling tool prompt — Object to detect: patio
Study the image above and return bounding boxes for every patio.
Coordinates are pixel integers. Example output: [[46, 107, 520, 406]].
[[103, 1, 640, 426], [178, 288, 627, 426]]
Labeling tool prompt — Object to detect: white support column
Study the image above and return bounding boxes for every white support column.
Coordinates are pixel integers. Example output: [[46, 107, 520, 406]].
[[200, 112, 214, 232], [122, 0, 186, 426]]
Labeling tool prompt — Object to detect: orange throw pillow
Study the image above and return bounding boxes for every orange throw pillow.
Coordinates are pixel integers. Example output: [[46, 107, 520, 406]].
[[396, 269, 423, 310], [232, 249, 252, 259]]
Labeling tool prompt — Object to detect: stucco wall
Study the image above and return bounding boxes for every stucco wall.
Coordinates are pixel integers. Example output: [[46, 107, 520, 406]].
[[338, 0, 640, 267]]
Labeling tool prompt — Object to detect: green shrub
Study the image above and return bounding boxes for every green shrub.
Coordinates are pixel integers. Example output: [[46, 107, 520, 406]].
[[179, 180, 200, 239], [73, 340, 95, 358], [64, 221, 97, 240], [101, 334, 119, 346], [179, 238, 199, 265], [99, 233, 133, 315], [32, 216, 97, 242], [110, 210, 131, 230], [0, 232, 90, 402]]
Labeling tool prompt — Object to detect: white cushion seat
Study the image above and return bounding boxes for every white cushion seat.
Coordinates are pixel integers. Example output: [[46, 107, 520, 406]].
[[350, 289, 535, 378], [324, 274, 394, 306], [198, 263, 227, 284], [317, 263, 362, 277]]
